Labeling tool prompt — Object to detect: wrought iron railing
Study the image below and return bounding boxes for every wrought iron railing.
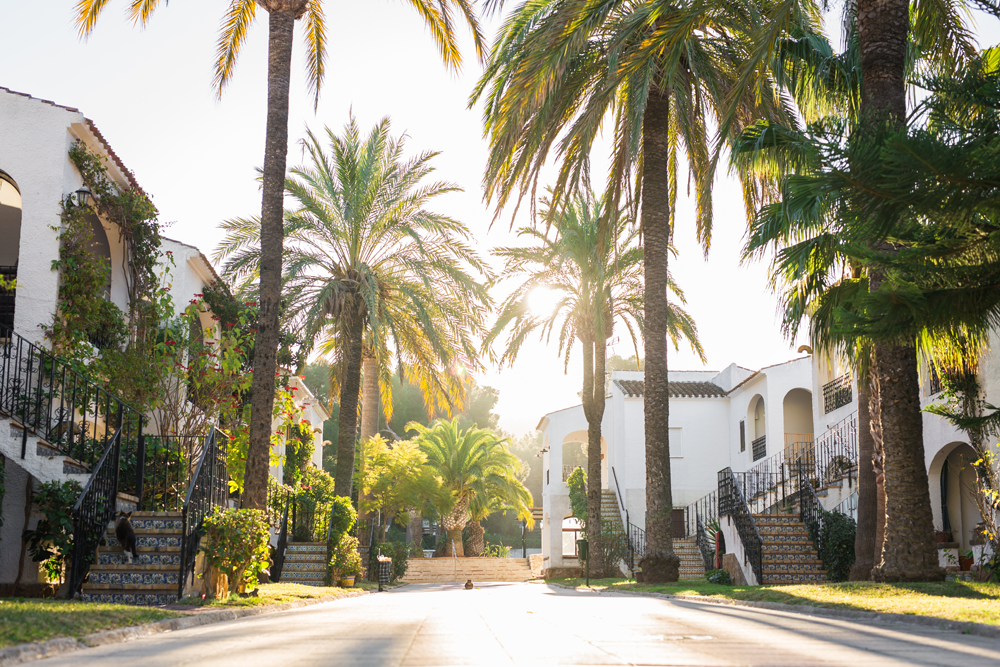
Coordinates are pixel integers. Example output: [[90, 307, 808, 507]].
[[797, 464, 825, 553], [69, 419, 123, 595], [682, 490, 717, 538], [823, 374, 853, 413], [0, 322, 144, 494], [178, 427, 229, 598], [751, 435, 766, 461], [832, 491, 858, 521], [726, 467, 803, 516], [929, 363, 942, 395], [718, 467, 763, 583], [696, 514, 715, 571], [626, 519, 646, 573], [271, 488, 291, 582], [140, 435, 202, 512], [811, 412, 858, 488]]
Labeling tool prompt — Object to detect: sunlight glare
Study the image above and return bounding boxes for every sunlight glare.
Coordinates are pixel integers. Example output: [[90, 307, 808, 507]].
[[529, 287, 562, 318]]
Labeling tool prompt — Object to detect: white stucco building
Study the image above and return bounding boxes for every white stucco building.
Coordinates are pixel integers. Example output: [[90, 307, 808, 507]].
[[537, 356, 815, 576]]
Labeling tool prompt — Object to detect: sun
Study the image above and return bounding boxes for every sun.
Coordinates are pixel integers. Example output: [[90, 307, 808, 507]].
[[528, 287, 562, 318]]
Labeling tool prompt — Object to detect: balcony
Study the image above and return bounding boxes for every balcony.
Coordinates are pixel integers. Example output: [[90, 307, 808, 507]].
[[823, 374, 852, 414], [751, 435, 766, 462]]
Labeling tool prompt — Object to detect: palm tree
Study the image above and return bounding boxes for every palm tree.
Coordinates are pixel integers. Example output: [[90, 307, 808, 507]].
[[408, 418, 532, 557], [473, 0, 797, 582], [484, 188, 703, 575], [730, 0, 974, 582], [74, 0, 486, 510], [215, 117, 491, 499]]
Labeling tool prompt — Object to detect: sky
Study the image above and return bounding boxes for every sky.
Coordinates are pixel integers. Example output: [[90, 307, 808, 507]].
[[2, 1, 999, 437]]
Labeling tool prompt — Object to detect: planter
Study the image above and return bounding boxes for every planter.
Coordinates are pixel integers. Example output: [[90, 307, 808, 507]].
[[339, 575, 356, 588], [959, 556, 974, 572]]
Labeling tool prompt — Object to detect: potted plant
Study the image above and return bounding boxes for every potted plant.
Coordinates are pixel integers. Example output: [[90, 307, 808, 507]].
[[331, 535, 363, 587], [959, 549, 975, 572]]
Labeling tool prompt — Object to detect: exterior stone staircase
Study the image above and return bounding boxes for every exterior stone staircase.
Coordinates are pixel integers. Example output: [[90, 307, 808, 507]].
[[402, 557, 534, 583], [280, 542, 327, 586], [601, 490, 624, 533], [675, 538, 706, 579], [755, 514, 827, 584], [81, 512, 183, 605]]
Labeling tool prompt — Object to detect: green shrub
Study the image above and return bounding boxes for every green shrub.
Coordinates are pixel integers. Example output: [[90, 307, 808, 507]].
[[815, 510, 856, 582], [330, 535, 364, 580], [24, 480, 82, 583], [328, 496, 357, 544], [201, 508, 270, 596], [706, 568, 732, 585], [566, 467, 588, 528], [600, 526, 629, 575]]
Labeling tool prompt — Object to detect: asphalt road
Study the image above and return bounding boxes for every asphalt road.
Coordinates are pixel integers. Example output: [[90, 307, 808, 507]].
[[35, 582, 1000, 666]]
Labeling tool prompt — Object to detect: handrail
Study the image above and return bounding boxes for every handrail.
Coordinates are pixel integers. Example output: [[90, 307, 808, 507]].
[[272, 492, 291, 581], [718, 467, 763, 584], [797, 462, 825, 553], [682, 490, 718, 538], [611, 466, 626, 512], [69, 418, 124, 595], [0, 321, 145, 496], [178, 427, 228, 598], [695, 514, 714, 572]]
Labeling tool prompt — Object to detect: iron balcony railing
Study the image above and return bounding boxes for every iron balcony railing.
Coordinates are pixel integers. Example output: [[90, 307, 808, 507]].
[[140, 435, 203, 512], [178, 427, 229, 598], [718, 466, 763, 583], [811, 412, 858, 488], [823, 374, 853, 414], [797, 463, 826, 553], [751, 435, 766, 462], [0, 321, 144, 495]]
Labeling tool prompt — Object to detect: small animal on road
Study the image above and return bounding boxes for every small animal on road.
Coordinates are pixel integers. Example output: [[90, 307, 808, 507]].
[[464, 580, 474, 589]]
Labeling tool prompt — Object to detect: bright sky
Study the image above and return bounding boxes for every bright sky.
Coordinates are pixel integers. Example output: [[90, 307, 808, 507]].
[[2, 2, 999, 437]]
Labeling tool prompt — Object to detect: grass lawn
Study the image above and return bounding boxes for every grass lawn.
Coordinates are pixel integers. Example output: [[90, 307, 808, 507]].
[[554, 578, 1000, 626], [176, 581, 380, 608], [0, 598, 180, 648]]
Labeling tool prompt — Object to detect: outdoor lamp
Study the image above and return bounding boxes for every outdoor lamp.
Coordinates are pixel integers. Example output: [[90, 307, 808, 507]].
[[75, 187, 92, 208]]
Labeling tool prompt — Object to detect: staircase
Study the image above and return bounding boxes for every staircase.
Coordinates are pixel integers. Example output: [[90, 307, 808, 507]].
[[81, 512, 184, 605], [755, 514, 827, 584], [675, 538, 706, 579], [279, 542, 328, 586], [402, 557, 534, 583], [601, 490, 624, 533]]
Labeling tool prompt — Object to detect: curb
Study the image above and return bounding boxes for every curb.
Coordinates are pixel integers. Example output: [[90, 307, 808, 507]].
[[549, 583, 1000, 640], [0, 588, 372, 666]]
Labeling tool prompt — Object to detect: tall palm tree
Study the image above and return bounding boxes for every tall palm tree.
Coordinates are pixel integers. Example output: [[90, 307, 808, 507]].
[[473, 0, 797, 582], [730, 0, 974, 582], [74, 0, 486, 510], [484, 188, 703, 575], [215, 117, 491, 499], [408, 418, 533, 557]]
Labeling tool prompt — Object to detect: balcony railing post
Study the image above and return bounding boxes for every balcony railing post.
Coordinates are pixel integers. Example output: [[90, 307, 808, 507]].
[[136, 423, 146, 511]]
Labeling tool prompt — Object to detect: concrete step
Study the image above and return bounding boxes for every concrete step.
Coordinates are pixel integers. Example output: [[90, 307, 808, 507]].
[[403, 557, 534, 583]]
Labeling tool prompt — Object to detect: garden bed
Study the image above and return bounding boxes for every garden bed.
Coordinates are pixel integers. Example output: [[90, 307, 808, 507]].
[[0, 598, 180, 648], [553, 578, 1000, 626]]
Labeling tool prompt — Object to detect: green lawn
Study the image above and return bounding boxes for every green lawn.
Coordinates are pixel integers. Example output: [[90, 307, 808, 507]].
[[0, 598, 180, 648], [177, 581, 380, 608], [554, 578, 1000, 626]]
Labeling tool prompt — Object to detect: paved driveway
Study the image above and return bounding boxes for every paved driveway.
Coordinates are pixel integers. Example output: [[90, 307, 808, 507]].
[[36, 582, 1000, 666]]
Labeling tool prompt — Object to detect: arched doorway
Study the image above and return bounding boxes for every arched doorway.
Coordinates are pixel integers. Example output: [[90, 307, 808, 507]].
[[929, 442, 983, 550], [0, 169, 21, 330], [782, 388, 814, 461]]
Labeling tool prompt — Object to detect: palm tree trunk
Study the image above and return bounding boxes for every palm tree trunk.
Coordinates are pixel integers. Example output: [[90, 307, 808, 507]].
[[357, 355, 379, 539], [639, 87, 680, 583], [850, 374, 876, 580], [870, 366, 888, 561], [857, 0, 942, 582], [467, 520, 485, 557], [243, 7, 297, 510], [334, 314, 365, 498], [581, 336, 605, 577], [442, 497, 469, 557]]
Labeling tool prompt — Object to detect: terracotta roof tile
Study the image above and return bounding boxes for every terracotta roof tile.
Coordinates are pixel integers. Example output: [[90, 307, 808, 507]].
[[614, 379, 726, 399]]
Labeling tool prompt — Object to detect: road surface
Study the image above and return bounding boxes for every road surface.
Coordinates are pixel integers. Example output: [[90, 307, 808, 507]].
[[36, 582, 1000, 666]]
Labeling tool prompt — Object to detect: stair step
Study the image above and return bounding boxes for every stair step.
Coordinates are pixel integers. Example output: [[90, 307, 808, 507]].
[[106, 535, 182, 549], [98, 551, 181, 566], [80, 591, 178, 606], [85, 570, 181, 587]]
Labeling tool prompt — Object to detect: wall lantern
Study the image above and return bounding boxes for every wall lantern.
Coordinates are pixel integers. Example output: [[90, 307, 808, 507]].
[[74, 187, 93, 208]]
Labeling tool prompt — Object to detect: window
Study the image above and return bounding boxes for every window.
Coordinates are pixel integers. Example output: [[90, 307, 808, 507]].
[[739, 419, 746, 452], [562, 517, 582, 557]]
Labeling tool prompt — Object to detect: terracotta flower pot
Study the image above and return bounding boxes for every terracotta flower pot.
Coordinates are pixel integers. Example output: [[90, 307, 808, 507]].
[[340, 575, 356, 588], [959, 556, 974, 572]]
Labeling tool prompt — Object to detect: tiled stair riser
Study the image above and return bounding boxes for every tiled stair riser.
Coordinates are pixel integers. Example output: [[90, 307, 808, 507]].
[[106, 535, 182, 549], [81, 592, 178, 605], [89, 571, 180, 586], [764, 553, 821, 563], [755, 514, 827, 585], [98, 552, 181, 566]]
